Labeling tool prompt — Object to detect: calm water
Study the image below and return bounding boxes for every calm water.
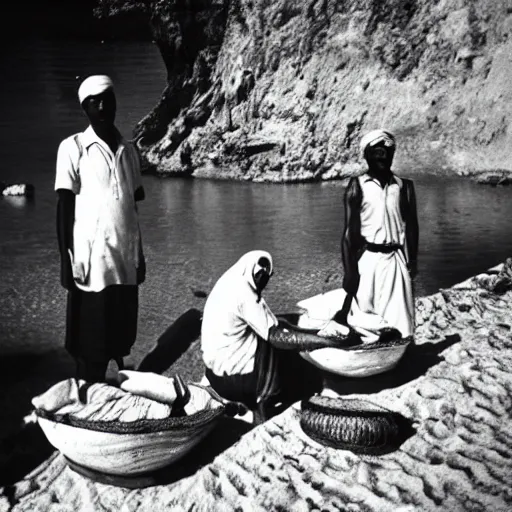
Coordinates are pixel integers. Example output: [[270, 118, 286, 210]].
[[1, 39, 512, 367]]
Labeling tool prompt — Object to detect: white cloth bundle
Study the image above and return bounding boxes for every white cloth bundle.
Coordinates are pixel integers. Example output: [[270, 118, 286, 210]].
[[118, 370, 178, 405]]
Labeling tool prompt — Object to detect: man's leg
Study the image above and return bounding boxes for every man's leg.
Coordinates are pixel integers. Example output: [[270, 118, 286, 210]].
[[75, 357, 109, 382], [107, 285, 138, 365], [253, 339, 283, 424], [205, 368, 257, 408]]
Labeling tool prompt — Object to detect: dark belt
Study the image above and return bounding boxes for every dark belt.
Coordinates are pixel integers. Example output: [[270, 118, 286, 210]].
[[365, 242, 403, 254]]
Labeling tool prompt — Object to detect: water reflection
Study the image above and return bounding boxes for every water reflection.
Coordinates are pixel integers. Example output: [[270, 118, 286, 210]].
[[2, 196, 34, 209], [134, 174, 512, 328]]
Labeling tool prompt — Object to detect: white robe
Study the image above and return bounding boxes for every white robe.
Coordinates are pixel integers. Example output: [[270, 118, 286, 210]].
[[348, 175, 414, 343], [201, 251, 278, 376]]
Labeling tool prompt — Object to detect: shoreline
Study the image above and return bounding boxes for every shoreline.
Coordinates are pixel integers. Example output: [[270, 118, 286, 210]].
[[1, 259, 511, 510], [141, 161, 512, 186]]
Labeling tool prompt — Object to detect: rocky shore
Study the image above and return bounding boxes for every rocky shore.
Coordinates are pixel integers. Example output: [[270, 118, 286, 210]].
[[1, 259, 511, 511], [94, 0, 512, 183], [0, 184, 34, 197], [461, 169, 512, 186]]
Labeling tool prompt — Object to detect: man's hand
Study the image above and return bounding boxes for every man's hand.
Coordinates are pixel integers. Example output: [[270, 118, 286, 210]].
[[407, 260, 418, 280], [61, 256, 76, 291]]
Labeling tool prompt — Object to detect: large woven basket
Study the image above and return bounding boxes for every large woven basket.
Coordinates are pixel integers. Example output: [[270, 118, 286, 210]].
[[300, 336, 411, 378], [278, 311, 411, 378], [35, 384, 225, 476]]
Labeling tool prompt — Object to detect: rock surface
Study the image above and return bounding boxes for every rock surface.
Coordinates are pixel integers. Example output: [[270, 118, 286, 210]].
[[2, 260, 512, 511], [1, 184, 34, 197], [470, 169, 512, 186], [98, 0, 512, 182]]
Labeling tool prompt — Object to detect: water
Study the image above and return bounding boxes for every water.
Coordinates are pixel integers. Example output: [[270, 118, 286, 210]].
[[1, 39, 512, 369]]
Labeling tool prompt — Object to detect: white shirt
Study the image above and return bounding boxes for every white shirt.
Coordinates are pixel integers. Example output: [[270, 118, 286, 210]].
[[55, 126, 143, 292], [358, 174, 405, 246], [201, 251, 278, 376]]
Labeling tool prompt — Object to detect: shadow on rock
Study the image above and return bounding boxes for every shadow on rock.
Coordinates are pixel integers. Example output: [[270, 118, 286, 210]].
[[146, 416, 253, 484], [0, 423, 55, 487], [138, 308, 203, 374], [324, 334, 461, 396], [0, 350, 73, 486]]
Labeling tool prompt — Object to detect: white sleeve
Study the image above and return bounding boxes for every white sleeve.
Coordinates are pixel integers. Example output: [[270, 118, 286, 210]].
[[55, 138, 80, 194], [240, 295, 278, 340]]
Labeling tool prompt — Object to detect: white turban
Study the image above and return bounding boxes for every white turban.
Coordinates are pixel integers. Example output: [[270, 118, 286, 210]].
[[78, 75, 114, 104], [359, 129, 396, 156]]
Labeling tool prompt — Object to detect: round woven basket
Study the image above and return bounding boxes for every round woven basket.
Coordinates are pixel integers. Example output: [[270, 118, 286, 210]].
[[300, 336, 411, 378], [300, 395, 413, 454], [36, 384, 225, 476]]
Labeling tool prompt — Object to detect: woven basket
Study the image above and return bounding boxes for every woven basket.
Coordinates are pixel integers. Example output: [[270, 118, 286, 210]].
[[36, 384, 225, 476], [300, 396, 412, 454], [300, 336, 411, 377]]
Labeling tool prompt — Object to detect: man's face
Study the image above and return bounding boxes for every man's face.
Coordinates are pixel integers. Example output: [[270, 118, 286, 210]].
[[253, 257, 272, 294], [365, 141, 395, 174], [82, 89, 116, 127]]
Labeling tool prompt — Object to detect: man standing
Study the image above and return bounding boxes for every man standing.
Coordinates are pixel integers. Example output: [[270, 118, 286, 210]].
[[341, 129, 419, 343], [55, 75, 146, 382]]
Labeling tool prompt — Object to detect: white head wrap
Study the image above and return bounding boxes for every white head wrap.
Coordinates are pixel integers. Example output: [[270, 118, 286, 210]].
[[78, 75, 114, 104], [230, 250, 274, 291], [210, 250, 274, 295], [359, 129, 396, 156]]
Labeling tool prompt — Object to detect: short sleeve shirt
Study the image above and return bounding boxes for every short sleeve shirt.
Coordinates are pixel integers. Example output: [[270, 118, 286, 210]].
[[55, 126, 144, 292]]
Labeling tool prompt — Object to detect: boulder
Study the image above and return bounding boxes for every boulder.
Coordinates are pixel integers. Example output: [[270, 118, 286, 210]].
[[1, 183, 34, 197]]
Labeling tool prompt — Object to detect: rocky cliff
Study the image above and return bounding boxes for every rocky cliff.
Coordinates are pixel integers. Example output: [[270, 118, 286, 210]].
[[95, 0, 512, 182]]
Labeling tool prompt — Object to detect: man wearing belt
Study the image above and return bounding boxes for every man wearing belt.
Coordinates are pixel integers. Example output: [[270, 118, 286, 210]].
[[341, 129, 419, 343]]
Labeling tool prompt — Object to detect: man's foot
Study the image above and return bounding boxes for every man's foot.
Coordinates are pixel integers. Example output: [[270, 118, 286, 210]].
[[235, 409, 254, 425], [378, 328, 402, 344]]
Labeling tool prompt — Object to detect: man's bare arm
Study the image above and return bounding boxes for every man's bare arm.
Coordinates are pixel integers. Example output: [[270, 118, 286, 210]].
[[404, 180, 419, 275], [342, 177, 363, 295], [56, 189, 76, 290]]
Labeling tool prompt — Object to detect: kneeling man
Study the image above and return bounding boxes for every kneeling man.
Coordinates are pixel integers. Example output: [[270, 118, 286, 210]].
[[201, 251, 280, 421]]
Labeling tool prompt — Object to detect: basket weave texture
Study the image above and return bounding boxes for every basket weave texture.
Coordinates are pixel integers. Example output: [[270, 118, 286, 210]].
[[300, 396, 412, 454], [35, 383, 224, 434]]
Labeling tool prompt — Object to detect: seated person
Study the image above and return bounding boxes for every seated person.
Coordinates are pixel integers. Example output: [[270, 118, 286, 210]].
[[200, 251, 280, 422]]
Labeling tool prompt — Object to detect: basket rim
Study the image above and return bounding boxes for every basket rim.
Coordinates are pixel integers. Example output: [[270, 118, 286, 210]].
[[302, 396, 397, 417], [35, 384, 226, 435], [37, 405, 225, 434], [300, 422, 399, 455], [340, 336, 412, 351]]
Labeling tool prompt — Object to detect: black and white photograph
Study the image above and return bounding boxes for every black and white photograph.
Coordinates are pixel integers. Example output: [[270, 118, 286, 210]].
[[1, 0, 512, 510]]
